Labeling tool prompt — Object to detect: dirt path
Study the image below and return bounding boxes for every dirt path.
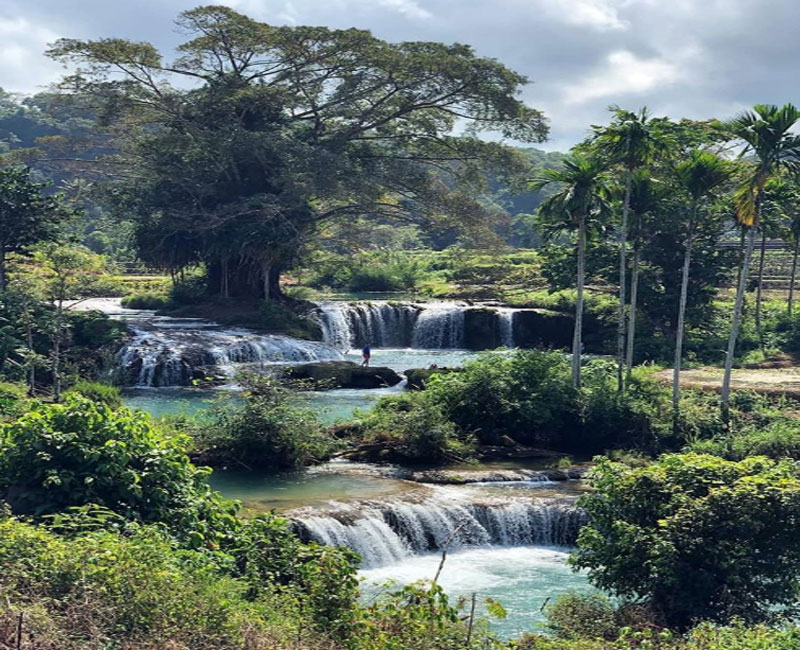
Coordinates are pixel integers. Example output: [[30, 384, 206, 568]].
[[658, 366, 800, 398]]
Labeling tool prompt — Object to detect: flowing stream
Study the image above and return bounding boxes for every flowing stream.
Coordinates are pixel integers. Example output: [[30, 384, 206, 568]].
[[76, 297, 588, 637]]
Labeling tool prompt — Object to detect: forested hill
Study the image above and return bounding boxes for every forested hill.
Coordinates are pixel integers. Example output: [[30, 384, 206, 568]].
[[0, 88, 564, 259]]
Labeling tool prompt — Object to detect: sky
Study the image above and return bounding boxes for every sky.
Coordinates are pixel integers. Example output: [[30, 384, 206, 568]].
[[2, 0, 799, 151]]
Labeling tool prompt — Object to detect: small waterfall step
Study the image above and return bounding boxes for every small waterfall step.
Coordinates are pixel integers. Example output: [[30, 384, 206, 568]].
[[117, 324, 343, 388], [290, 487, 587, 568]]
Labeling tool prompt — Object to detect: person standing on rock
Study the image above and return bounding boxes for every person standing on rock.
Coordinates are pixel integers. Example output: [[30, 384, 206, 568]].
[[362, 344, 371, 367]]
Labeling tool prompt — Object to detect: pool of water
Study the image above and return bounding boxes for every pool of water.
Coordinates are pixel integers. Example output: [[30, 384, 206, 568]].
[[360, 545, 592, 639], [123, 347, 484, 423], [209, 467, 413, 512]]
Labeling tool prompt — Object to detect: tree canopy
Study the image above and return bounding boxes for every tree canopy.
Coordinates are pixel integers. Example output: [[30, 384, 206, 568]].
[[48, 5, 548, 299]]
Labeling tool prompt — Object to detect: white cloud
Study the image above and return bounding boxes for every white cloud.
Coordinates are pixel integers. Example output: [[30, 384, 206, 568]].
[[543, 0, 628, 31], [376, 0, 432, 19], [0, 16, 62, 93], [560, 49, 681, 105]]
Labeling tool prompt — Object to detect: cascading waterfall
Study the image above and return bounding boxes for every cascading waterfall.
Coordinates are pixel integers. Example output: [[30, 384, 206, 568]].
[[316, 301, 420, 350], [411, 303, 466, 348], [497, 309, 517, 348], [291, 490, 586, 568], [316, 301, 521, 351], [117, 325, 343, 387]]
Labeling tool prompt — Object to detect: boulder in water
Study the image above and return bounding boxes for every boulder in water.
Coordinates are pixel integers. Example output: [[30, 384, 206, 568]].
[[283, 361, 403, 389]]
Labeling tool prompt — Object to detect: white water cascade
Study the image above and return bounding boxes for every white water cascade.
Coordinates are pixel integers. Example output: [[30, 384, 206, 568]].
[[117, 324, 344, 387], [315, 301, 420, 350], [497, 308, 517, 348], [411, 303, 466, 349], [316, 301, 473, 350], [291, 489, 585, 568]]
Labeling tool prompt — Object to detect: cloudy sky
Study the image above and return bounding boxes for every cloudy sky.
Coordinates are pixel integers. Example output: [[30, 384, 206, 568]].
[[2, 0, 798, 150]]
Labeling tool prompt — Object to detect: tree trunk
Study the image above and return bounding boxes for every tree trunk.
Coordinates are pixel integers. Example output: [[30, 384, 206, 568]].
[[220, 256, 230, 298], [755, 228, 767, 347], [0, 244, 6, 292], [789, 238, 798, 316], [572, 215, 586, 388], [262, 262, 272, 302], [26, 322, 35, 397], [616, 169, 632, 392], [625, 244, 641, 375], [672, 219, 695, 428], [52, 302, 63, 403], [722, 225, 757, 425]]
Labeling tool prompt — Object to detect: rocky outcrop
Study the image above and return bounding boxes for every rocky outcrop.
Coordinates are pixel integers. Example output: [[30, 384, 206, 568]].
[[282, 361, 403, 389], [463, 308, 501, 349], [513, 309, 574, 349]]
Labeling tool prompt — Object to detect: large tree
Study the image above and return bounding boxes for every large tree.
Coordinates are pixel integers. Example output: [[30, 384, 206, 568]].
[[533, 155, 610, 387], [671, 150, 731, 424], [0, 166, 69, 291], [591, 107, 665, 391], [721, 104, 800, 423], [47, 5, 547, 300]]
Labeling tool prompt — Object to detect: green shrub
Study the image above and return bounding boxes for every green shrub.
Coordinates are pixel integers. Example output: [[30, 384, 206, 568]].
[[64, 380, 123, 408], [0, 395, 235, 546], [169, 273, 207, 305], [357, 392, 476, 464], [573, 454, 800, 629], [544, 592, 619, 640], [195, 376, 338, 470], [121, 291, 170, 310], [689, 420, 800, 461], [0, 382, 26, 419]]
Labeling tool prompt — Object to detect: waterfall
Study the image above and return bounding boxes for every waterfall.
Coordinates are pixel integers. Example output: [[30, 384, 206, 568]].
[[497, 309, 516, 348], [316, 301, 421, 349], [411, 303, 466, 348], [117, 325, 343, 387], [291, 490, 586, 568]]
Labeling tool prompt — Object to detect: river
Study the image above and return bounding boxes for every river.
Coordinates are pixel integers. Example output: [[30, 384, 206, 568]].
[[72, 297, 594, 638]]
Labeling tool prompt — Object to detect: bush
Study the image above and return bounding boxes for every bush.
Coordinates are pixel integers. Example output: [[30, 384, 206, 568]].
[[0, 395, 235, 546], [195, 376, 338, 470], [0, 382, 26, 419], [356, 392, 476, 464], [64, 380, 122, 408], [169, 273, 207, 305], [572, 453, 800, 629], [121, 291, 170, 310], [689, 420, 800, 460], [544, 592, 619, 641]]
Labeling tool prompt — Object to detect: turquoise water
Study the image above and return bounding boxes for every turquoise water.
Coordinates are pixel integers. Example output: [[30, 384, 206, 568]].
[[360, 545, 591, 639], [124, 385, 392, 425], [209, 466, 412, 511], [123, 348, 483, 423]]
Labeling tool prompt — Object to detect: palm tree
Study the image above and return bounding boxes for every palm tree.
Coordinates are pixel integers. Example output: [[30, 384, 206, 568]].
[[721, 104, 800, 423], [533, 155, 611, 387], [593, 107, 664, 391], [672, 150, 731, 424], [625, 172, 662, 375]]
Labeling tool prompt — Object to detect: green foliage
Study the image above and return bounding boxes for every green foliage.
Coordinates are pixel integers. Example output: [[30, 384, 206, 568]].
[[356, 392, 476, 464], [688, 419, 800, 461], [544, 592, 619, 641], [195, 376, 338, 470], [0, 166, 71, 289], [0, 395, 235, 546], [121, 290, 169, 310], [573, 454, 800, 629], [64, 380, 122, 408]]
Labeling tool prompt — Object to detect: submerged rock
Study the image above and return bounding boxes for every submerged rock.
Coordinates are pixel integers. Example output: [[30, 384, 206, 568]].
[[283, 361, 403, 389]]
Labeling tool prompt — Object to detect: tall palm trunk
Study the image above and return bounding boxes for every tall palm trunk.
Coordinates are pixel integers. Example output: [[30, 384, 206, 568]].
[[626, 244, 640, 376], [755, 229, 767, 347], [790, 237, 799, 316], [672, 211, 696, 427], [722, 225, 758, 424], [572, 215, 587, 388], [616, 169, 632, 392]]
